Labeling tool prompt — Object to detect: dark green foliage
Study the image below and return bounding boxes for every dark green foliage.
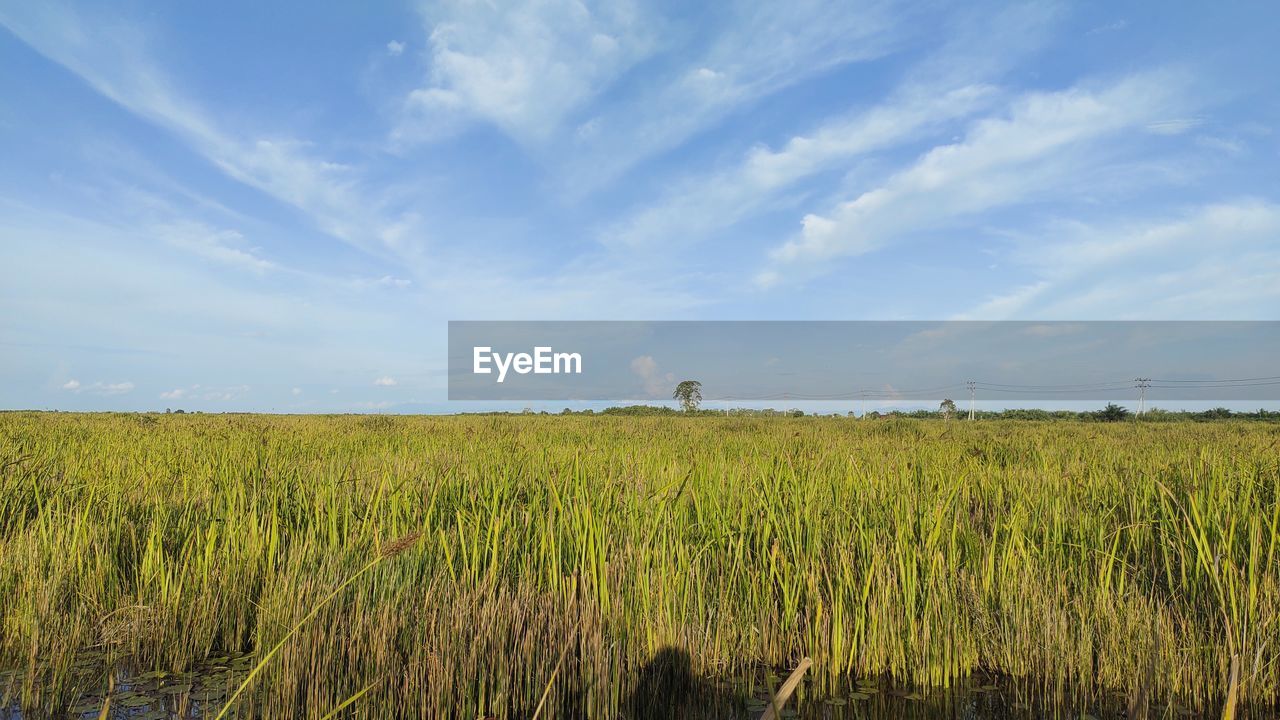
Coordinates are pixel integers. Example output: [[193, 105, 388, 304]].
[[1095, 403, 1132, 422]]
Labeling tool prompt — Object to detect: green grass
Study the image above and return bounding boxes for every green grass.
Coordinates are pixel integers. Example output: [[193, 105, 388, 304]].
[[1, 413, 1277, 717]]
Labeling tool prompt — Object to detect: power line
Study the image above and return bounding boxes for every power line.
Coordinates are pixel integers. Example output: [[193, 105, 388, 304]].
[[1148, 380, 1280, 388], [974, 381, 1134, 390], [1149, 375, 1280, 383], [696, 375, 1279, 406], [705, 383, 967, 402], [1136, 378, 1151, 415], [975, 386, 1135, 394]]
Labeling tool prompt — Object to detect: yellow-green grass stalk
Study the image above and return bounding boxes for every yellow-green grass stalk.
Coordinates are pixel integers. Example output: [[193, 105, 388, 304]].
[[0, 413, 1276, 717]]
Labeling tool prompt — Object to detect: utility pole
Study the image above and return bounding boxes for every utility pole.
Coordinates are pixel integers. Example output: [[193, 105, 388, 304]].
[[1135, 377, 1151, 415], [966, 380, 976, 421]]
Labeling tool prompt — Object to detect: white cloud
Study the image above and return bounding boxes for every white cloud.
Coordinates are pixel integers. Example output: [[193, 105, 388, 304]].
[[1196, 135, 1245, 155], [386, 40, 405, 56], [396, 0, 654, 145], [0, 3, 421, 261], [760, 71, 1190, 282], [59, 379, 134, 395], [753, 270, 780, 290], [630, 355, 674, 397], [394, 0, 927, 189], [0, 202, 439, 413], [1087, 19, 1128, 35], [603, 84, 999, 249], [201, 385, 249, 402], [1146, 117, 1204, 135], [292, 387, 302, 396], [154, 221, 274, 273], [562, 0, 906, 188], [157, 384, 248, 402], [600, 2, 1061, 248], [375, 275, 411, 288], [95, 382, 135, 395], [374, 376, 397, 386], [959, 200, 1280, 320]]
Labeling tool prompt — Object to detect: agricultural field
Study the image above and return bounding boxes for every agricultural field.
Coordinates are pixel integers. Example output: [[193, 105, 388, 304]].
[[0, 412, 1277, 718]]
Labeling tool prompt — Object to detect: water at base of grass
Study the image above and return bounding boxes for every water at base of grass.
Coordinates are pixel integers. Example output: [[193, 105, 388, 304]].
[[1, 663, 1262, 719], [632, 671, 1241, 720], [1, 652, 256, 720]]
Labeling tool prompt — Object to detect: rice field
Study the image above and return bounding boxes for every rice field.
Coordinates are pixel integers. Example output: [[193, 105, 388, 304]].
[[1, 412, 1277, 718]]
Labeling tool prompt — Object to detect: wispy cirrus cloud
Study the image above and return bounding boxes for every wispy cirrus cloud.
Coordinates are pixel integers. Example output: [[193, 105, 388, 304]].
[[960, 200, 1280, 319], [0, 202, 429, 406], [63, 380, 135, 395], [153, 221, 275, 274], [159, 384, 249, 402], [395, 0, 918, 190], [599, 2, 1059, 249], [4, 2, 692, 319], [560, 0, 912, 189], [1145, 117, 1204, 135], [757, 71, 1193, 287], [0, 2, 423, 262], [1086, 19, 1128, 35], [601, 84, 999, 250]]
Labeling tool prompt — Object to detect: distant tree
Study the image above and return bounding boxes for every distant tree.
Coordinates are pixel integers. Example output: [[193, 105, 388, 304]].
[[1095, 403, 1130, 422], [939, 398, 957, 419], [672, 380, 703, 413], [601, 405, 678, 416]]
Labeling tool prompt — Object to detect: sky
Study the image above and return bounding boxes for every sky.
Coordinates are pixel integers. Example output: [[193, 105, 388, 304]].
[[1, 1, 1278, 413]]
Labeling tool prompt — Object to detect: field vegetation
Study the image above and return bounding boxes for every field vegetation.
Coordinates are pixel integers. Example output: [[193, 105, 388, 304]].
[[1, 413, 1277, 717]]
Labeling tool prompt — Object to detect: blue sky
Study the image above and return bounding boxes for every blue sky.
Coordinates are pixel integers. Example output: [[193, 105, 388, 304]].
[[1, 1, 1278, 412]]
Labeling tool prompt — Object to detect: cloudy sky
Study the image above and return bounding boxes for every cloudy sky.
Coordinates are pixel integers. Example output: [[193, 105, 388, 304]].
[[1, 1, 1278, 412]]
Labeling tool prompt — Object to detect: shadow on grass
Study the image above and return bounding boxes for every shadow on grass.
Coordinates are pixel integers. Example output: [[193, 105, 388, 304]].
[[622, 647, 745, 720]]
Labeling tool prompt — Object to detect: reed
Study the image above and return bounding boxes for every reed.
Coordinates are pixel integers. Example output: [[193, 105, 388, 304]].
[[0, 412, 1276, 717]]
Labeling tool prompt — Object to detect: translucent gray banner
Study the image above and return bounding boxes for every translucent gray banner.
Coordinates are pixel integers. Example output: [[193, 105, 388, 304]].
[[447, 321, 1280, 402]]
